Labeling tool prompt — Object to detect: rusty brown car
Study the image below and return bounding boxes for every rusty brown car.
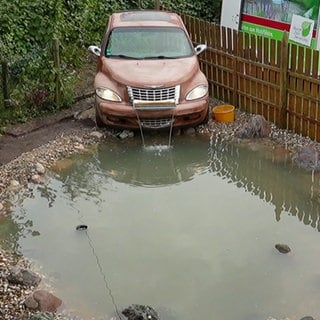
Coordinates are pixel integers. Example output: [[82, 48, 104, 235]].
[[89, 10, 209, 130]]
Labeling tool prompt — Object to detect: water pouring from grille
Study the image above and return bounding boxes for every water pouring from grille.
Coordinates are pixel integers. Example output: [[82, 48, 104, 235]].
[[133, 99, 176, 148]]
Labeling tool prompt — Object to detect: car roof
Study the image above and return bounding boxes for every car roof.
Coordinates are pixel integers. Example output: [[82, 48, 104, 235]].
[[108, 10, 186, 29]]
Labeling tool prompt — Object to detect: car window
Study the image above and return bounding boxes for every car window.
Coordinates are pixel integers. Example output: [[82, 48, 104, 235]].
[[105, 27, 194, 59]]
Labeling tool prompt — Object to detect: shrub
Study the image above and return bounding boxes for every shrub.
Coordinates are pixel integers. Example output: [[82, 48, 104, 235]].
[[0, 0, 221, 115]]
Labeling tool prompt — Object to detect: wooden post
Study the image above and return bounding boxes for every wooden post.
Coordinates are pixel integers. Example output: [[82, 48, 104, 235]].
[[278, 31, 289, 129], [155, 0, 160, 10], [1, 60, 9, 108], [232, 29, 238, 107], [52, 38, 61, 107]]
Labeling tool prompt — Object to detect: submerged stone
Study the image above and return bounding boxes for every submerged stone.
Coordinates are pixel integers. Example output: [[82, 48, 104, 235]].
[[25, 290, 62, 312], [292, 146, 320, 171], [122, 304, 159, 320], [275, 244, 291, 254], [30, 312, 55, 320], [76, 224, 88, 231]]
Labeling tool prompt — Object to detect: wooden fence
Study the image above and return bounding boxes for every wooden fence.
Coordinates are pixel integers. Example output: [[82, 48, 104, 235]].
[[181, 14, 320, 142]]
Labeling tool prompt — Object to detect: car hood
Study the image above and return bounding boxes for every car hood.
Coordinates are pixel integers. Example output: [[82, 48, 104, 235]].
[[100, 56, 199, 87]]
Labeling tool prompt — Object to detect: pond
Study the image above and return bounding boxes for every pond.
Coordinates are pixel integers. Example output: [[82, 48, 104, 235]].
[[2, 134, 320, 320]]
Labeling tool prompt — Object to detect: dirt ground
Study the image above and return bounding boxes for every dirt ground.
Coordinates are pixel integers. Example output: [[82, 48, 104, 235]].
[[0, 97, 96, 166]]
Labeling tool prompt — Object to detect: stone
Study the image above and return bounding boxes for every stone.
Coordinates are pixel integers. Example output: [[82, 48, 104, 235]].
[[30, 174, 45, 184], [7, 266, 41, 287], [118, 130, 134, 139], [25, 290, 62, 312], [0, 203, 4, 211], [184, 127, 196, 135], [235, 115, 271, 139], [300, 317, 315, 320], [74, 143, 85, 151], [35, 162, 46, 174], [122, 304, 159, 320], [292, 146, 320, 171], [90, 131, 104, 139], [30, 312, 55, 320], [25, 295, 39, 310], [275, 244, 291, 254], [10, 179, 20, 188]]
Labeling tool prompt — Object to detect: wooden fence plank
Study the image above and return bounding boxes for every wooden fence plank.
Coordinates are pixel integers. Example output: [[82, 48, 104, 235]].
[[295, 46, 305, 134], [278, 32, 288, 128]]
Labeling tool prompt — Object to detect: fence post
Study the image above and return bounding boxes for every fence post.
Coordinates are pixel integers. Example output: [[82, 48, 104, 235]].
[[1, 60, 9, 108], [155, 0, 160, 10], [278, 31, 289, 129], [232, 29, 239, 107], [52, 38, 61, 107]]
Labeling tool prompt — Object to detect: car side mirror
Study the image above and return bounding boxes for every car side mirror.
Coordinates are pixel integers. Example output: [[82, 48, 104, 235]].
[[88, 45, 101, 57], [195, 44, 207, 55]]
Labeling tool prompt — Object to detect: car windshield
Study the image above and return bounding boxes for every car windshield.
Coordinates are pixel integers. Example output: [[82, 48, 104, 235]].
[[105, 27, 194, 59]]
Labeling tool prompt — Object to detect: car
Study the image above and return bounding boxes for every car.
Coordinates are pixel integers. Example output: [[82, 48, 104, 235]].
[[89, 10, 209, 130]]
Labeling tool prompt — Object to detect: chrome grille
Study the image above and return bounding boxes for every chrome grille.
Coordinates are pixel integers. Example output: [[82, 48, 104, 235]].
[[140, 118, 173, 129], [127, 85, 180, 104]]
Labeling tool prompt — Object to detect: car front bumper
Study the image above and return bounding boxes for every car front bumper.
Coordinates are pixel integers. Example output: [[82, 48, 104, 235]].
[[95, 96, 209, 130]]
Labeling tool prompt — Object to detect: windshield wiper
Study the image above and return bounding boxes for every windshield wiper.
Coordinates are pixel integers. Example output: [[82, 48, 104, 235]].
[[142, 55, 178, 59], [107, 54, 142, 60]]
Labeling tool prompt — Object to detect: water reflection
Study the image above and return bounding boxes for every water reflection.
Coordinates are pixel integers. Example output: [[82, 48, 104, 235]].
[[208, 138, 320, 231], [96, 136, 210, 187], [6, 134, 320, 253], [0, 207, 39, 252], [48, 134, 320, 232]]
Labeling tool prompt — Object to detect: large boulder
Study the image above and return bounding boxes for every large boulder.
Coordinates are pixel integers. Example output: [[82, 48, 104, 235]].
[[235, 115, 271, 139], [292, 146, 320, 171], [122, 304, 159, 320], [7, 266, 41, 287], [25, 290, 62, 312]]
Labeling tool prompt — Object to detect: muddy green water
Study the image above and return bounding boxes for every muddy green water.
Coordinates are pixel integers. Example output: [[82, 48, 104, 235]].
[[3, 134, 320, 320]]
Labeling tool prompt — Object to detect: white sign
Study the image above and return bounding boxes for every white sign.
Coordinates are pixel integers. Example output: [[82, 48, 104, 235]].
[[220, 0, 243, 30], [289, 14, 315, 47]]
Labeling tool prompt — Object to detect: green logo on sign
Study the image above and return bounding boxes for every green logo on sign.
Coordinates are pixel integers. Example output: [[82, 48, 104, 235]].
[[301, 21, 312, 37]]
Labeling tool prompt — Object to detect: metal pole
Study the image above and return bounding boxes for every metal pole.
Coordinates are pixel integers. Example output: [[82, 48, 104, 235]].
[[155, 0, 160, 10]]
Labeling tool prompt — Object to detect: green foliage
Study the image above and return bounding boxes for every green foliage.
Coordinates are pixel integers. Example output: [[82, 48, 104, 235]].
[[162, 0, 222, 22], [0, 0, 222, 125]]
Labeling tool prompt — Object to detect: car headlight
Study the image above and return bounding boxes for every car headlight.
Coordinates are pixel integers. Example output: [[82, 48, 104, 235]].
[[186, 85, 208, 101], [96, 87, 122, 102]]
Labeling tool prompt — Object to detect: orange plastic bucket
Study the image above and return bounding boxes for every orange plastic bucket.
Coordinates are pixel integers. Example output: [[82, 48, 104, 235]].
[[212, 105, 235, 122]]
